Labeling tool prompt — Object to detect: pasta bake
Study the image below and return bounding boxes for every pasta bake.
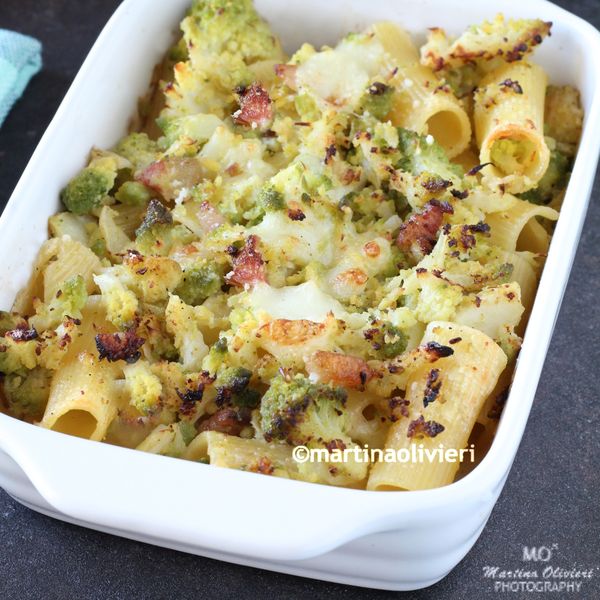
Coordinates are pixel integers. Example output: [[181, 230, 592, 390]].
[[0, 1, 583, 490]]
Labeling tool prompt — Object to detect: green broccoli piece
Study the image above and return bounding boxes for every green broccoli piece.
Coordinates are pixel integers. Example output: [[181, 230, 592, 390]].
[[519, 149, 572, 205], [260, 374, 350, 447], [115, 133, 160, 171], [186, 0, 283, 65], [396, 128, 464, 182], [135, 199, 194, 256], [115, 181, 152, 206], [124, 361, 163, 416], [215, 366, 260, 409], [3, 367, 52, 422], [366, 323, 408, 359], [60, 167, 116, 215], [30, 275, 88, 331], [175, 262, 223, 306], [359, 82, 396, 120], [258, 185, 286, 212]]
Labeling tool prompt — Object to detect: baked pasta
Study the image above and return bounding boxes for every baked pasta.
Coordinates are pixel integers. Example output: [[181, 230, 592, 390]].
[[0, 1, 583, 490]]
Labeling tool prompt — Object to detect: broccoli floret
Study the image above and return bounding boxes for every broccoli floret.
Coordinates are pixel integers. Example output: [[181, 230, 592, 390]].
[[175, 262, 223, 306], [186, 0, 283, 67], [215, 366, 260, 408], [115, 181, 152, 206], [366, 323, 408, 359], [260, 374, 350, 447], [115, 133, 160, 171], [359, 82, 395, 120], [135, 199, 194, 256], [519, 149, 572, 205], [94, 271, 139, 328], [60, 167, 116, 215], [3, 367, 52, 422], [258, 185, 286, 212], [124, 360, 163, 415], [396, 128, 464, 182], [30, 275, 88, 331], [202, 336, 229, 375]]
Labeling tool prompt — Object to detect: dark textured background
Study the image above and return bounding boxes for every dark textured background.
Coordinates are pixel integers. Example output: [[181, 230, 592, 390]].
[[0, 1, 598, 598]]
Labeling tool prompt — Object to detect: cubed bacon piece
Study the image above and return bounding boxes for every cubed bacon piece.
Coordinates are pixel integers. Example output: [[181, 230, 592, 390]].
[[196, 407, 250, 436], [396, 200, 454, 256], [233, 83, 273, 129], [306, 350, 374, 390], [136, 157, 204, 201], [225, 234, 267, 287]]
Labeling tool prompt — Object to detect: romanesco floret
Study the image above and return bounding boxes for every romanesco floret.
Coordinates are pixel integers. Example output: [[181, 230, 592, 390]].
[[186, 0, 284, 69], [115, 133, 160, 171], [174, 262, 223, 306], [135, 199, 194, 256], [30, 275, 88, 331], [60, 164, 117, 215], [214, 366, 260, 408], [519, 148, 571, 205], [396, 128, 464, 182], [3, 367, 52, 422], [94, 271, 139, 328], [359, 82, 395, 121], [260, 374, 350, 447], [165, 294, 209, 371], [124, 360, 163, 415], [115, 181, 152, 206]]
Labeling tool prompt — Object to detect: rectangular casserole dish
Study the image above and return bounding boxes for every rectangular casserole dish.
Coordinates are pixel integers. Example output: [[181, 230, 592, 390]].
[[0, 0, 599, 591]]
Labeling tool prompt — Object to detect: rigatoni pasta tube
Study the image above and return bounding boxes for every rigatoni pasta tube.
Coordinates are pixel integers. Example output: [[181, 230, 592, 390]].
[[486, 197, 558, 253], [371, 22, 471, 158], [367, 322, 507, 491], [475, 62, 550, 193], [40, 352, 119, 441]]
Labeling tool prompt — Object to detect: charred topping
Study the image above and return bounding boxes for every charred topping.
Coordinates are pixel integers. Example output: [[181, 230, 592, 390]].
[[460, 221, 491, 249], [424, 341, 454, 360], [487, 388, 509, 420], [474, 296, 482, 308], [423, 368, 441, 408], [448, 337, 462, 344], [6, 326, 38, 342], [396, 200, 454, 256], [500, 79, 523, 94], [176, 373, 214, 416], [421, 177, 452, 192], [389, 396, 410, 421], [324, 143, 337, 165], [95, 328, 145, 363], [450, 189, 469, 199], [407, 415, 445, 438], [467, 162, 492, 176], [368, 81, 389, 95], [326, 439, 347, 452], [287, 207, 306, 221]]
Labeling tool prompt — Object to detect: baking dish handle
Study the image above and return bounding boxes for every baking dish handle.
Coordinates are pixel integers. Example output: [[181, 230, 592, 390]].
[[0, 414, 495, 561]]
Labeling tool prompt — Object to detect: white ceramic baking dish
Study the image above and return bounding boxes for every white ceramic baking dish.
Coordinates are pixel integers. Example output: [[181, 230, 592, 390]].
[[0, 0, 598, 591]]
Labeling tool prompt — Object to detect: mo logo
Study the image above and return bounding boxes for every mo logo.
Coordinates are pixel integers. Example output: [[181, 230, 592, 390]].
[[522, 544, 558, 562]]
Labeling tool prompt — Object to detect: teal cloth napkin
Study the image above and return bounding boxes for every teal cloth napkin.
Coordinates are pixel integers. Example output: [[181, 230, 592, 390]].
[[0, 29, 42, 126]]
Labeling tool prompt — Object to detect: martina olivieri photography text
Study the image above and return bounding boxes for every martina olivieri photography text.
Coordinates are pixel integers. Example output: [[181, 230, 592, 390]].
[[0, 0, 598, 598]]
